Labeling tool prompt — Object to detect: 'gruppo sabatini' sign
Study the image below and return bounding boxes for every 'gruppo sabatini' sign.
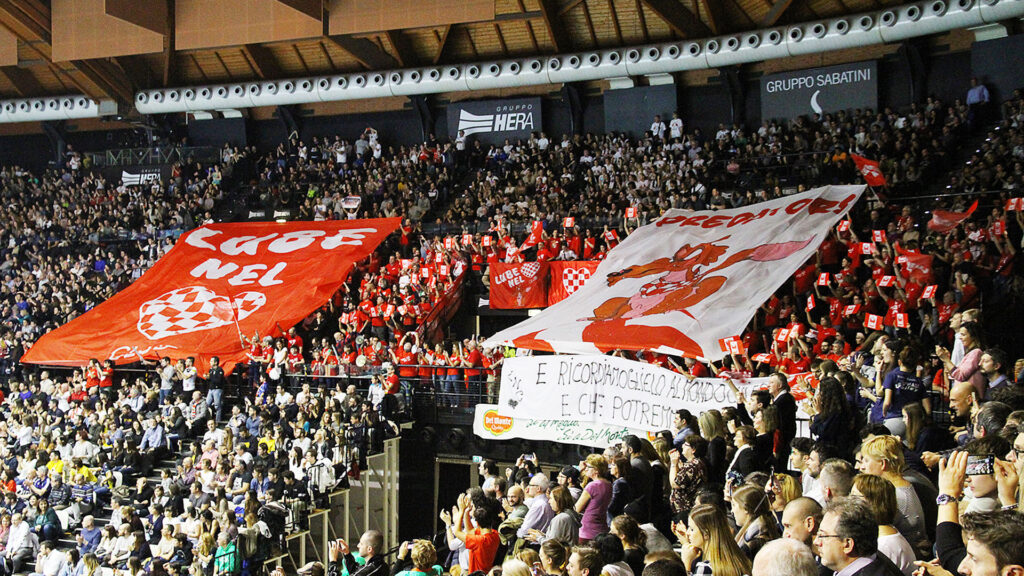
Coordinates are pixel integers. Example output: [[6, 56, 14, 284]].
[[761, 61, 877, 120]]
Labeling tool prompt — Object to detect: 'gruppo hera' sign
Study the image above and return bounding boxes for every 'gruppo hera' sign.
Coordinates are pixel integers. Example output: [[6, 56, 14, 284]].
[[473, 403, 649, 448], [497, 354, 770, 432], [761, 61, 877, 120], [447, 97, 541, 144]]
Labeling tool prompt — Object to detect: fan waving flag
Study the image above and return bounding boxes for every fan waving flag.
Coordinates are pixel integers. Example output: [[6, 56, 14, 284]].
[[22, 219, 400, 373], [928, 200, 979, 233], [851, 154, 887, 186], [485, 185, 864, 360]]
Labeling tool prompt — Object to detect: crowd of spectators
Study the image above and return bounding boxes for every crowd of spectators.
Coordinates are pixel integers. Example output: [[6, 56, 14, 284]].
[[0, 76, 1023, 576]]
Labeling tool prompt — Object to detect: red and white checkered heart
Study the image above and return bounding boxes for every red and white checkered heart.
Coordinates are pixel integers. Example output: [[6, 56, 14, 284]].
[[562, 267, 592, 294], [137, 286, 266, 340], [521, 262, 541, 278]]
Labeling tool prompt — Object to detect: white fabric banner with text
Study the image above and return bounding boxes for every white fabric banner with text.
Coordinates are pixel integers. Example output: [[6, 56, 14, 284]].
[[486, 185, 864, 360], [497, 355, 769, 432]]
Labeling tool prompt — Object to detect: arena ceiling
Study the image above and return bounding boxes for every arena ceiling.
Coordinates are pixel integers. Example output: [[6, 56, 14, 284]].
[[0, 0, 911, 104]]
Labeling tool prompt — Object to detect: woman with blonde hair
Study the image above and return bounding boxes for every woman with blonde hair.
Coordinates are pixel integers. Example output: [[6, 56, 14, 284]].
[[698, 410, 728, 484], [768, 473, 801, 514], [501, 559, 532, 576], [672, 504, 752, 576], [856, 434, 929, 554], [851, 474, 916, 576], [394, 539, 443, 576], [575, 455, 611, 543]]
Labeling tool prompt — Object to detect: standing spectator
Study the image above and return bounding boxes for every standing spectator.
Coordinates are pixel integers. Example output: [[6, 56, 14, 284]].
[[575, 455, 612, 543], [649, 116, 666, 141]]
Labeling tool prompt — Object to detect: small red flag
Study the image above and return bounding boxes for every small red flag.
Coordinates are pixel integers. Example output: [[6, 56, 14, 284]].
[[865, 314, 883, 330], [626, 207, 638, 218], [877, 276, 895, 288], [806, 295, 816, 311], [817, 273, 830, 286], [872, 230, 887, 243], [894, 313, 910, 328], [563, 217, 575, 228], [921, 285, 937, 299], [851, 154, 887, 186]]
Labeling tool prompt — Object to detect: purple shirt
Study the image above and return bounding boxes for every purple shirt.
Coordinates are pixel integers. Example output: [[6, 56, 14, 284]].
[[580, 479, 612, 540]]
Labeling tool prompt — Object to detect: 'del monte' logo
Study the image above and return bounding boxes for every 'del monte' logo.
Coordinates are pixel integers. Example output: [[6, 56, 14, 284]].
[[483, 410, 514, 435]]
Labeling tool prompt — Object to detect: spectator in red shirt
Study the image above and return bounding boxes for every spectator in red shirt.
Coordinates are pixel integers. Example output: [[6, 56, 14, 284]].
[[462, 340, 484, 404], [448, 492, 499, 573]]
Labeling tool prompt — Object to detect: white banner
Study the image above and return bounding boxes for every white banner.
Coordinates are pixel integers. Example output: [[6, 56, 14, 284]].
[[473, 403, 649, 448], [496, 355, 770, 432], [485, 185, 864, 361]]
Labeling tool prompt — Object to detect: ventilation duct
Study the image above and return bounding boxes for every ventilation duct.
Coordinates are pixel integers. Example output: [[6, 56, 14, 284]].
[[979, 0, 1024, 21], [0, 96, 110, 123], [132, 0, 1024, 116]]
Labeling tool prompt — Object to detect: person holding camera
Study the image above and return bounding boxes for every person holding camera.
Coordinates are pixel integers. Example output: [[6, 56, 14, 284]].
[[327, 530, 389, 576]]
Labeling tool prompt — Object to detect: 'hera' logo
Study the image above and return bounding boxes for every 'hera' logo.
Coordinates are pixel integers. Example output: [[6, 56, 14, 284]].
[[458, 109, 535, 136]]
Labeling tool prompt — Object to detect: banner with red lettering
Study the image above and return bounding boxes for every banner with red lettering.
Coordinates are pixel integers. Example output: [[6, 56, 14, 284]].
[[547, 261, 601, 306], [489, 262, 550, 309], [486, 185, 864, 359], [22, 220, 400, 373]]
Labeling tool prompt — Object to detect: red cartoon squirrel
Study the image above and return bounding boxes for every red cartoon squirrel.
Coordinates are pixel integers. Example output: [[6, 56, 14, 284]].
[[512, 236, 814, 356]]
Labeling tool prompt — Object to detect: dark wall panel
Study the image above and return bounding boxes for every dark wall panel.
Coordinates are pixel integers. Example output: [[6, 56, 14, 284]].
[[972, 35, 1024, 105], [187, 117, 247, 148], [603, 84, 678, 138], [928, 51, 972, 105], [681, 81, 732, 135]]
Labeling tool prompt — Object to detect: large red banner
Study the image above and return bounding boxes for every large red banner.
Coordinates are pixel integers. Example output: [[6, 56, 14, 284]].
[[490, 262, 549, 309], [22, 219, 400, 373], [547, 261, 600, 306]]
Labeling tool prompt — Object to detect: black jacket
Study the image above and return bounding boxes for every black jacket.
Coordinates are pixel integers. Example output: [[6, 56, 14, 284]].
[[773, 391, 798, 444], [330, 554, 390, 576], [847, 554, 905, 576]]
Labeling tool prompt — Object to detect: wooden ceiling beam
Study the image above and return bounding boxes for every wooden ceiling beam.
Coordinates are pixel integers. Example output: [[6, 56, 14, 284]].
[[0, 65, 43, 96], [272, 0, 322, 21], [162, 0, 175, 87], [538, 0, 570, 52], [115, 55, 155, 90], [0, 0, 133, 102], [641, 0, 711, 39], [385, 30, 416, 67], [326, 35, 399, 70], [241, 43, 284, 79], [72, 58, 134, 102], [433, 25, 452, 64], [104, 0, 168, 35], [700, 0, 728, 34], [608, 0, 623, 45], [760, 0, 797, 27], [0, 0, 51, 47], [558, 0, 586, 16], [635, 0, 650, 43]]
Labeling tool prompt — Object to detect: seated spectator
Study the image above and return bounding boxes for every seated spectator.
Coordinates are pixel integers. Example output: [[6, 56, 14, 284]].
[[814, 497, 902, 576]]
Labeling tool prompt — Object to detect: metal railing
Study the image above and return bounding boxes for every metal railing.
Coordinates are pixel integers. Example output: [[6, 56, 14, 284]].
[[85, 146, 221, 168]]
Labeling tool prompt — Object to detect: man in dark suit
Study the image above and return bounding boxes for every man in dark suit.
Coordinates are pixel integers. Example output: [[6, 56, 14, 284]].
[[813, 497, 902, 576], [769, 372, 798, 468]]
